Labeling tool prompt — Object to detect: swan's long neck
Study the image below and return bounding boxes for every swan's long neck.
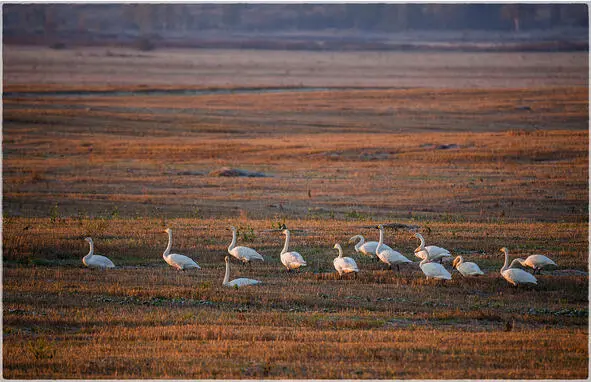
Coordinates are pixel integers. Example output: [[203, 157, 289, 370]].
[[456, 256, 464, 266], [335, 245, 343, 258], [501, 249, 510, 273], [281, 231, 290, 255], [416, 234, 426, 250], [416, 234, 432, 261], [85, 240, 94, 260], [223, 260, 230, 285], [163, 231, 172, 259], [353, 235, 364, 252], [419, 256, 429, 268], [228, 229, 237, 252], [376, 228, 384, 253], [510, 258, 525, 269]]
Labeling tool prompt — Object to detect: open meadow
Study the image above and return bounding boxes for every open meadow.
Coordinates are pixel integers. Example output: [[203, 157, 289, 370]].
[[2, 46, 589, 379]]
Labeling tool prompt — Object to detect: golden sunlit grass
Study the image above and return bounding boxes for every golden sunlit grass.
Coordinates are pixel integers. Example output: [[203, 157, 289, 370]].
[[3, 217, 588, 378], [3, 87, 588, 222], [2, 47, 588, 379]]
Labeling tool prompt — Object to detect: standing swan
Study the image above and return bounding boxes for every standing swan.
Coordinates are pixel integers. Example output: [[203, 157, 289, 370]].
[[414, 233, 452, 263], [227, 226, 264, 263], [419, 251, 452, 280], [333, 243, 359, 277], [162, 228, 201, 270], [509, 255, 557, 275], [83, 237, 115, 269], [280, 229, 307, 271], [376, 225, 412, 271], [223, 256, 261, 288], [500, 247, 537, 286], [348, 234, 392, 258], [452, 256, 484, 277]]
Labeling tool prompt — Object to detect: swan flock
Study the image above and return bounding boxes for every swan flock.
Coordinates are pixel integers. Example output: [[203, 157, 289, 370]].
[[81, 225, 557, 288]]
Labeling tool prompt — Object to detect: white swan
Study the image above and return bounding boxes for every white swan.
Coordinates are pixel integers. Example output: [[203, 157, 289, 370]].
[[348, 234, 392, 258], [162, 228, 201, 270], [223, 256, 261, 288], [333, 243, 359, 277], [509, 254, 557, 274], [500, 247, 537, 286], [452, 255, 484, 277], [414, 233, 452, 263], [227, 226, 264, 263], [376, 225, 412, 271], [83, 237, 115, 269], [280, 229, 307, 271], [419, 251, 452, 280]]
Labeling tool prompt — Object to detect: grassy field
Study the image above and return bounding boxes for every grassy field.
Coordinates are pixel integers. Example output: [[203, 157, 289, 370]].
[[2, 47, 589, 379]]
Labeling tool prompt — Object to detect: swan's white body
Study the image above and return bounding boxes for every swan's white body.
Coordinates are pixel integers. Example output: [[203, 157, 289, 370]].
[[419, 256, 452, 280], [162, 228, 201, 270], [452, 256, 484, 277], [83, 237, 115, 269], [227, 226, 264, 263], [414, 233, 452, 262], [375, 225, 412, 270], [500, 247, 537, 286], [510, 255, 557, 274], [348, 235, 392, 258], [280, 229, 307, 270], [333, 244, 359, 276], [223, 256, 261, 287]]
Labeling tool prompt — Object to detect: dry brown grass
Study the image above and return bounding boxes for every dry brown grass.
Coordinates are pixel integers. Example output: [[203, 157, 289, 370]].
[[3, 217, 589, 378], [3, 87, 588, 222], [2, 47, 588, 379]]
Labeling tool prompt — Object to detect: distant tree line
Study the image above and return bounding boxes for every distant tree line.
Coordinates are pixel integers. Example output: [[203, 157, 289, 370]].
[[4, 3, 588, 36], [3, 3, 588, 51]]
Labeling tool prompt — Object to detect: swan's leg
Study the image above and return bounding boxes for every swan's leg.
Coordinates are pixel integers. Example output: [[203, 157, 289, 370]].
[[397, 264, 401, 272]]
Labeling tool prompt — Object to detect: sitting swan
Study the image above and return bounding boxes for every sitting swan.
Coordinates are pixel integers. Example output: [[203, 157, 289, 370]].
[[280, 229, 307, 271], [419, 250, 451, 280], [509, 254, 557, 275], [222, 256, 261, 288], [452, 255, 484, 277], [500, 247, 537, 286], [227, 226, 264, 263], [414, 233, 452, 263], [376, 225, 412, 271], [348, 234, 392, 258], [333, 243, 359, 277], [83, 237, 115, 269], [162, 228, 201, 270]]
